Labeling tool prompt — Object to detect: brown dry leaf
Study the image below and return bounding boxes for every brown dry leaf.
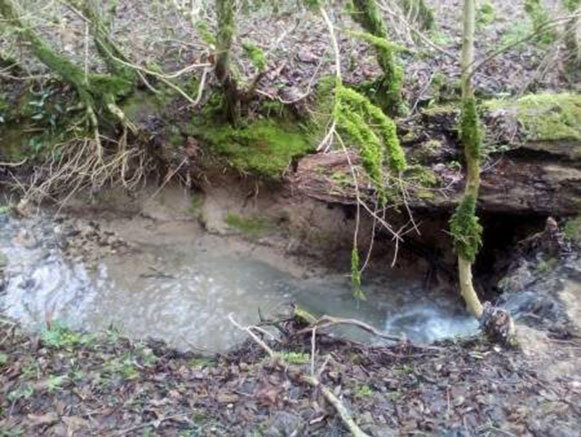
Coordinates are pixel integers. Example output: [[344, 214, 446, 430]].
[[27, 412, 59, 427], [217, 393, 239, 404], [255, 386, 280, 406], [62, 415, 89, 436]]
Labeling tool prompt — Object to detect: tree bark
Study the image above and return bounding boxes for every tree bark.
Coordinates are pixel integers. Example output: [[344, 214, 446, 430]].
[[456, 0, 484, 318], [0, 0, 94, 108], [66, 0, 134, 80], [350, 0, 403, 114], [215, 0, 239, 124]]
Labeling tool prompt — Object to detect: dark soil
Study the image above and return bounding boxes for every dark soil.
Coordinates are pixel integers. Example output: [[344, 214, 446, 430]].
[[1, 316, 580, 436]]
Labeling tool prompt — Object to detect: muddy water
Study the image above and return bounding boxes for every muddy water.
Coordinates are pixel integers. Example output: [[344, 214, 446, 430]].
[[0, 212, 479, 352]]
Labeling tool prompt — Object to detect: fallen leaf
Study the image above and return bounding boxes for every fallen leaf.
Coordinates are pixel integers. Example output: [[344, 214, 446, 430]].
[[27, 412, 58, 427]]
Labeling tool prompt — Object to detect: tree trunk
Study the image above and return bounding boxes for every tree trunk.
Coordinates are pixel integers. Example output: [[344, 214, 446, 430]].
[[564, 1, 581, 69], [215, 0, 239, 124], [0, 0, 95, 109], [453, 0, 484, 318], [66, 0, 134, 81], [350, 0, 403, 114]]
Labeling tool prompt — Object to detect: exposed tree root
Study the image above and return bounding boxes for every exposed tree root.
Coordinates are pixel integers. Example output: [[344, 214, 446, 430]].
[[19, 135, 153, 206]]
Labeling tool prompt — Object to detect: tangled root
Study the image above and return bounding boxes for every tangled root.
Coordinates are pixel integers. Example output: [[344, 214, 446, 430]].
[[21, 133, 155, 206]]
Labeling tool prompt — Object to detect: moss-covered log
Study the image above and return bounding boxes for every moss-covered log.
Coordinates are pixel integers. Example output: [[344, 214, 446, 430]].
[[291, 93, 581, 216], [349, 0, 403, 114]]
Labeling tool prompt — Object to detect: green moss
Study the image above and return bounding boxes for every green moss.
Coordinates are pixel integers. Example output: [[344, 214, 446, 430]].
[[404, 164, 438, 186], [487, 93, 581, 144], [242, 42, 266, 72], [89, 74, 133, 99], [564, 215, 581, 244], [336, 85, 406, 171], [330, 171, 352, 188], [195, 20, 216, 46], [225, 213, 270, 237], [421, 103, 459, 118], [280, 352, 310, 364], [460, 97, 481, 162], [399, 0, 435, 30], [355, 384, 374, 397], [524, 0, 557, 44], [348, 0, 403, 114], [351, 248, 365, 300], [449, 194, 483, 262], [477, 1, 495, 26], [201, 119, 313, 178], [415, 139, 443, 160], [293, 306, 318, 325]]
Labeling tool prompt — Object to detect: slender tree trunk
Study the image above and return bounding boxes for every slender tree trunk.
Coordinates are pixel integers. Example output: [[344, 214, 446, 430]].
[[452, 0, 483, 318], [564, 1, 581, 68], [66, 0, 134, 81], [215, 0, 239, 124]]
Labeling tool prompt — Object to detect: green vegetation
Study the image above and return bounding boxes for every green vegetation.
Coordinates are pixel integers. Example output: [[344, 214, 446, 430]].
[[460, 97, 482, 162], [404, 164, 438, 187], [348, 0, 404, 113], [201, 119, 313, 178], [355, 384, 374, 397], [351, 248, 365, 300], [486, 93, 581, 142], [41, 321, 95, 350], [450, 195, 483, 263], [399, 0, 435, 30], [524, 0, 557, 44], [564, 215, 581, 244], [242, 42, 266, 71], [536, 257, 558, 274], [334, 85, 406, 203], [225, 213, 270, 236], [280, 352, 310, 364], [476, 1, 495, 27]]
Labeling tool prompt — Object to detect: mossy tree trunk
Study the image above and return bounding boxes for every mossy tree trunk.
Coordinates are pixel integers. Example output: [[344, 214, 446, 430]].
[[0, 0, 136, 137], [399, 0, 435, 30], [349, 0, 403, 115], [65, 0, 135, 82], [0, 0, 98, 121], [215, 0, 240, 125], [563, 0, 581, 68], [450, 0, 484, 318]]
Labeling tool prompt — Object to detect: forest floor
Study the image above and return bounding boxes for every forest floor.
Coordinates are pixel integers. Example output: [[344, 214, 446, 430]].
[[1, 315, 580, 437], [2, 0, 578, 109]]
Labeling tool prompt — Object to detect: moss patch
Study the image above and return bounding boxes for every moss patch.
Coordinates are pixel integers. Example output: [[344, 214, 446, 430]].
[[485, 93, 581, 143], [200, 119, 313, 179], [225, 213, 271, 237], [564, 215, 581, 245]]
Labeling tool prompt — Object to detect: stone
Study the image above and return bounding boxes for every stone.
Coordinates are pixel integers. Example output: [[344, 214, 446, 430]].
[[266, 411, 306, 437]]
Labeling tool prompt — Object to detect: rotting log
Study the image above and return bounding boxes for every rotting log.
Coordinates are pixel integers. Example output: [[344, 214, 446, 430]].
[[289, 95, 581, 217]]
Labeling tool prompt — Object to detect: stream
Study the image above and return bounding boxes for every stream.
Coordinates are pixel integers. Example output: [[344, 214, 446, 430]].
[[0, 211, 481, 352]]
